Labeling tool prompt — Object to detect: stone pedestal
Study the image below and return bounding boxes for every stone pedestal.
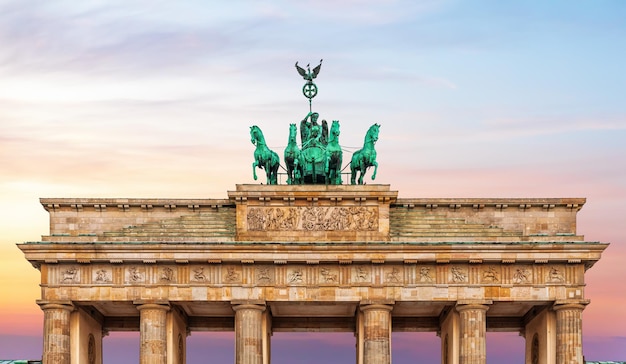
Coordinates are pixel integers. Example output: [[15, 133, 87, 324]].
[[233, 304, 266, 364], [554, 303, 586, 364], [137, 303, 170, 364], [360, 304, 393, 364], [457, 303, 490, 364], [40, 302, 74, 364]]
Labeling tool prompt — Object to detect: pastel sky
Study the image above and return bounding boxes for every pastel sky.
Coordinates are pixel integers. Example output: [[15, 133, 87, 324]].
[[1, 0, 625, 362]]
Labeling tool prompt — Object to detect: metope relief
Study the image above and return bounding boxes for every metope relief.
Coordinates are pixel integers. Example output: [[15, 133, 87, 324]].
[[450, 266, 467, 283], [547, 266, 565, 283], [353, 266, 370, 283], [287, 267, 304, 284], [482, 266, 500, 283], [223, 266, 242, 284], [385, 267, 402, 283], [93, 268, 112, 284], [160, 267, 175, 282], [191, 267, 208, 282], [255, 266, 274, 284], [126, 266, 145, 283], [247, 206, 378, 231], [419, 266, 434, 283], [60, 266, 79, 284], [320, 267, 339, 284], [513, 266, 532, 284]]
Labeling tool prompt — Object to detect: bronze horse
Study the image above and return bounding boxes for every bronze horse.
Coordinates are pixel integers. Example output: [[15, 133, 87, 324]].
[[284, 123, 302, 185], [350, 123, 379, 185], [250, 125, 279, 185]]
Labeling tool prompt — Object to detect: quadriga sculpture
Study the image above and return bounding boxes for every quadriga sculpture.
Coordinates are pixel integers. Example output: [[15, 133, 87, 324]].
[[350, 123, 379, 185], [250, 125, 279, 185]]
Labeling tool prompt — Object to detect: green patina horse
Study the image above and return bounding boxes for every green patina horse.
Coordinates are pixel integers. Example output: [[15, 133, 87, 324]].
[[250, 125, 279, 185], [325, 120, 343, 185], [350, 123, 379, 185], [284, 123, 302, 185]]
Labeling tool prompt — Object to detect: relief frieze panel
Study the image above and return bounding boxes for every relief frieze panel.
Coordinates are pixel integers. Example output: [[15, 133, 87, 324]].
[[319, 267, 339, 284], [126, 266, 145, 284], [512, 266, 532, 284], [481, 266, 500, 284], [384, 266, 403, 284], [222, 266, 242, 284], [352, 265, 371, 283], [255, 266, 275, 285], [418, 266, 435, 283], [449, 266, 467, 283], [60, 266, 80, 284], [286, 267, 305, 285], [93, 268, 112, 284], [246, 206, 378, 231], [191, 266, 209, 283], [159, 267, 176, 283]]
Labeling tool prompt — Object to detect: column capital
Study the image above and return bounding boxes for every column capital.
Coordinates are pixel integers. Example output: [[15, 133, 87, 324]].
[[232, 303, 266, 312], [359, 303, 394, 313], [455, 302, 491, 313], [135, 302, 171, 312], [552, 300, 589, 312], [37, 300, 74, 312]]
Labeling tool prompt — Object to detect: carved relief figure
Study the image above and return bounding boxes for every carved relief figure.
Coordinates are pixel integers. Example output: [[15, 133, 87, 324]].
[[386, 267, 401, 283], [161, 267, 174, 282], [224, 267, 241, 283], [355, 266, 369, 282], [192, 267, 207, 282], [513, 267, 531, 284], [95, 269, 111, 283], [320, 268, 338, 283], [129, 267, 144, 282], [61, 267, 78, 283], [482, 267, 500, 282], [287, 268, 303, 283], [257, 267, 272, 283], [548, 267, 564, 282], [450, 267, 466, 283], [419, 267, 434, 283]]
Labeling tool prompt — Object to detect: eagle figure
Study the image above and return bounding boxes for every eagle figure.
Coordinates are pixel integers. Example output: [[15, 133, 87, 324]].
[[295, 59, 323, 81]]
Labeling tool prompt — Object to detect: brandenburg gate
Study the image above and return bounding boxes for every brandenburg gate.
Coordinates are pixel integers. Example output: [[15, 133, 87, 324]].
[[18, 186, 607, 364], [18, 62, 607, 363]]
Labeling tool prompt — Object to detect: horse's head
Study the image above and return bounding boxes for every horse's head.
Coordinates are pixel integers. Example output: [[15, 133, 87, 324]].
[[366, 123, 380, 144], [250, 125, 260, 145], [288, 123, 297, 142], [331, 120, 340, 136]]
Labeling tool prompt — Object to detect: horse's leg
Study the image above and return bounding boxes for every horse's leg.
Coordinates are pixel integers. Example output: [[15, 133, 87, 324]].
[[371, 161, 378, 180], [252, 161, 258, 180], [337, 154, 343, 184], [271, 162, 279, 185]]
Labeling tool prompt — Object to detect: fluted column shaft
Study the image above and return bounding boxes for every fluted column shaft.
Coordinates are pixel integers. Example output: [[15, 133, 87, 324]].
[[554, 303, 585, 364], [40, 303, 74, 364], [360, 304, 393, 364], [137, 303, 170, 364], [233, 304, 266, 364], [457, 304, 489, 364]]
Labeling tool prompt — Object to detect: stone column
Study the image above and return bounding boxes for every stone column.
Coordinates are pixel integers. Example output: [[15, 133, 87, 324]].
[[553, 303, 586, 364], [233, 304, 266, 364], [360, 304, 393, 364], [456, 303, 489, 364], [40, 302, 74, 364], [137, 303, 170, 364]]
